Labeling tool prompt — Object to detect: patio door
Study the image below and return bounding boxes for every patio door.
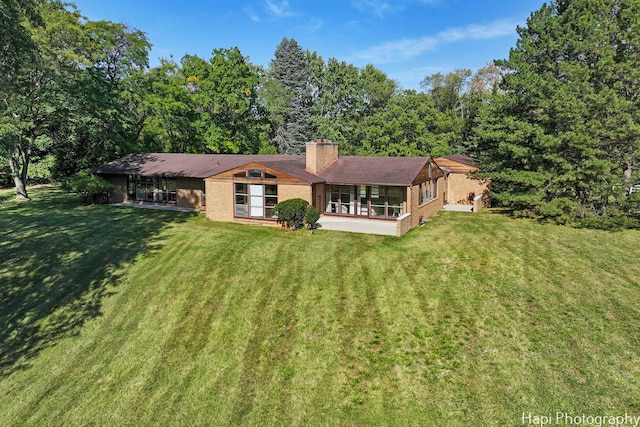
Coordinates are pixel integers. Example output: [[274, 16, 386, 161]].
[[249, 184, 264, 217], [357, 185, 369, 216]]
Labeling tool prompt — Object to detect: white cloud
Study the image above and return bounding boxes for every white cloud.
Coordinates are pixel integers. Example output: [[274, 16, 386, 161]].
[[244, 7, 260, 22], [264, 0, 295, 18], [352, 19, 518, 63], [351, 1, 402, 19]]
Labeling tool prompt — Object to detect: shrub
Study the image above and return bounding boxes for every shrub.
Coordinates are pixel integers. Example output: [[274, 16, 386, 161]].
[[574, 216, 639, 231], [64, 171, 114, 204], [305, 205, 320, 229], [273, 198, 319, 230]]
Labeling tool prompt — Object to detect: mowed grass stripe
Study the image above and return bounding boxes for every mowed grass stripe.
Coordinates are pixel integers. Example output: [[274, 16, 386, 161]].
[[1, 186, 639, 425]]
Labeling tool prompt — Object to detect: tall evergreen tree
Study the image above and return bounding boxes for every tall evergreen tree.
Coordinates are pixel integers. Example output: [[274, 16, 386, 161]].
[[475, 0, 640, 223], [268, 38, 312, 154]]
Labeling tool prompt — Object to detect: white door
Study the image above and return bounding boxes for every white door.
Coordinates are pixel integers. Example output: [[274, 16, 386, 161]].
[[250, 185, 264, 217]]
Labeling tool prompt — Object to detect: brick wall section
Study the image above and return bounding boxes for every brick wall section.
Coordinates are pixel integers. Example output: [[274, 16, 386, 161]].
[[305, 141, 338, 173], [396, 215, 413, 236], [446, 174, 490, 207], [205, 180, 233, 222], [177, 177, 204, 209], [204, 180, 312, 223], [278, 184, 312, 204], [407, 177, 445, 228]]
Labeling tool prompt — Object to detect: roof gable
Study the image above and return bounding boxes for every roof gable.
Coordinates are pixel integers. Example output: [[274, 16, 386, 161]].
[[434, 155, 480, 173], [318, 156, 436, 186], [207, 161, 320, 185]]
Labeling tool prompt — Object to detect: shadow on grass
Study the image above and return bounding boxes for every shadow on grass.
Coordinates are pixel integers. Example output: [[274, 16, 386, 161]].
[[0, 186, 193, 376]]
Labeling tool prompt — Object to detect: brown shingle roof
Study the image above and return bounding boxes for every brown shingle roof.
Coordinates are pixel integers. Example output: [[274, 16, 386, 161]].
[[95, 153, 436, 186], [93, 153, 323, 183], [318, 156, 432, 186]]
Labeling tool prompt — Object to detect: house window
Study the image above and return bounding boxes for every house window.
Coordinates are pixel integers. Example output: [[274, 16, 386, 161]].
[[387, 186, 403, 217], [235, 183, 248, 217], [326, 185, 354, 214], [201, 181, 206, 206], [127, 175, 136, 197], [326, 185, 404, 218], [132, 175, 176, 203], [370, 186, 386, 217], [234, 183, 277, 219], [235, 169, 277, 179], [419, 178, 438, 204]]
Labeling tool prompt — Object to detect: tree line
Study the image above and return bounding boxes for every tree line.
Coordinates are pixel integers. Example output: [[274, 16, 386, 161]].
[[2, 0, 639, 227]]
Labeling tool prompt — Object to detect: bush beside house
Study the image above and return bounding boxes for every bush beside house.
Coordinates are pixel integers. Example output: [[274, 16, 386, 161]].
[[64, 171, 114, 204], [273, 198, 319, 230]]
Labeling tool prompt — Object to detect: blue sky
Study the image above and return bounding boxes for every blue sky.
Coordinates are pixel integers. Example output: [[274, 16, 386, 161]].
[[71, 0, 545, 90]]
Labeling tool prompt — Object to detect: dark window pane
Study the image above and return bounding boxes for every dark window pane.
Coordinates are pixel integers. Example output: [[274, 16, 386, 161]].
[[264, 172, 277, 179], [234, 171, 246, 178], [235, 183, 248, 194], [248, 169, 261, 178]]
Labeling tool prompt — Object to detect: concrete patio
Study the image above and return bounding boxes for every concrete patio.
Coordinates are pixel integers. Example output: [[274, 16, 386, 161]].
[[442, 203, 474, 212], [316, 215, 398, 236], [112, 203, 198, 213]]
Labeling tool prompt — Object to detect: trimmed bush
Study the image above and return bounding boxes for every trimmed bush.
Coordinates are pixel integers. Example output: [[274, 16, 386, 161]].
[[273, 198, 319, 230], [305, 205, 320, 229], [273, 198, 308, 229], [64, 171, 114, 204]]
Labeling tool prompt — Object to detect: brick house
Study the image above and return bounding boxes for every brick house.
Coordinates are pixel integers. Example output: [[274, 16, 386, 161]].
[[94, 139, 451, 236], [435, 155, 490, 212]]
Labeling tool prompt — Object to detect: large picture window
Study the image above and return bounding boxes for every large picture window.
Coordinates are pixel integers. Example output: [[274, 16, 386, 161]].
[[234, 183, 278, 219], [326, 185, 354, 214], [325, 185, 405, 218], [128, 175, 177, 203]]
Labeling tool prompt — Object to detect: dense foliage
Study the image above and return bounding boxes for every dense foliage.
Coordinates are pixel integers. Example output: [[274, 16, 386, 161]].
[[63, 171, 114, 204], [474, 0, 640, 226], [2, 0, 638, 228], [273, 198, 315, 229]]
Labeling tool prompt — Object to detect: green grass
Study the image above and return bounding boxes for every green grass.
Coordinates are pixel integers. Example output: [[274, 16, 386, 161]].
[[1, 185, 639, 426]]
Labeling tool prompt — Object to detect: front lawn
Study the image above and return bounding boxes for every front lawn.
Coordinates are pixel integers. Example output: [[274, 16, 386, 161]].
[[0, 186, 639, 425]]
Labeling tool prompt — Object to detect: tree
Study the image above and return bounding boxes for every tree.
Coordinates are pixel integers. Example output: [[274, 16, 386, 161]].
[[421, 69, 471, 114], [0, 1, 83, 198], [475, 0, 640, 223], [136, 58, 198, 153], [267, 38, 312, 154], [0, 1, 152, 196], [178, 49, 265, 154], [358, 90, 451, 157], [52, 18, 151, 177], [0, 0, 42, 198]]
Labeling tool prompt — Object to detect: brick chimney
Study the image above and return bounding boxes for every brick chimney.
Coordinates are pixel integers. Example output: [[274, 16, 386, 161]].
[[306, 138, 338, 173]]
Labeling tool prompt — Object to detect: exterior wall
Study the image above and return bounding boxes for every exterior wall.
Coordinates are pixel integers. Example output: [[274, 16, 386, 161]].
[[205, 166, 313, 225], [396, 214, 413, 237], [102, 174, 127, 203], [205, 180, 234, 222], [409, 177, 446, 228], [278, 184, 312, 204], [176, 177, 204, 209], [313, 184, 325, 212], [446, 173, 490, 207], [99, 173, 205, 210]]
